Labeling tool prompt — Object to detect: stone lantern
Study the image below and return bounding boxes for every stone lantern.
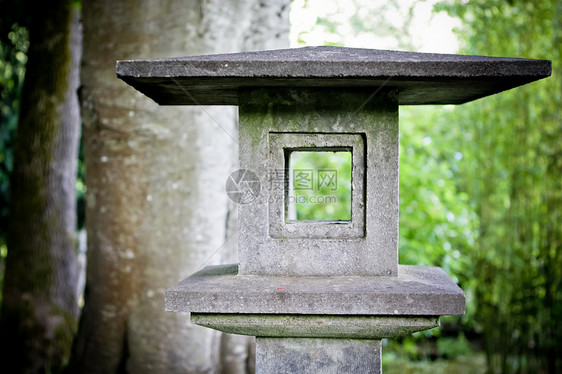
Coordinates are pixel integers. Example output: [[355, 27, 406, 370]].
[[117, 46, 550, 373]]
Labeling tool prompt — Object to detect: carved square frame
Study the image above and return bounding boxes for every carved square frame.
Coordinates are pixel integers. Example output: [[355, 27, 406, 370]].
[[268, 133, 365, 239]]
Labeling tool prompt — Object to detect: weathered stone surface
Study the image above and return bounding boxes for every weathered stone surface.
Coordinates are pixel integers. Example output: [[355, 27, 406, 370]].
[[116, 46, 551, 106], [191, 314, 439, 339], [238, 88, 399, 276], [256, 338, 382, 374], [165, 264, 465, 316]]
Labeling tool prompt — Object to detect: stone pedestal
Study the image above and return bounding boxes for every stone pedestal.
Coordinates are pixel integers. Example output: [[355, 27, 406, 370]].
[[256, 338, 381, 374]]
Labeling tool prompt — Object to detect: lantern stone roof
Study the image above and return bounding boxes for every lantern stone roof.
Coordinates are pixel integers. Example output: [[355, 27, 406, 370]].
[[116, 46, 551, 106]]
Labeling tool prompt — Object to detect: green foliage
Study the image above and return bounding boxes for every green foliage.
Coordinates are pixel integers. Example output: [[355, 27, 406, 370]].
[[76, 134, 85, 230], [437, 333, 473, 358], [434, 1, 562, 372], [383, 332, 480, 373], [383, 353, 486, 374], [0, 24, 28, 243], [0, 12, 28, 304], [290, 151, 352, 221], [399, 106, 477, 284], [398, 105, 482, 347]]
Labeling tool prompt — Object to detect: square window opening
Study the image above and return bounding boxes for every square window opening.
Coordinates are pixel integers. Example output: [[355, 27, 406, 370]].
[[286, 149, 352, 222]]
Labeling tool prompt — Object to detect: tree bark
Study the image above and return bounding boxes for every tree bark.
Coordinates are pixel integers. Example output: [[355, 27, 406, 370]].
[[0, 1, 81, 373], [69, 1, 288, 373]]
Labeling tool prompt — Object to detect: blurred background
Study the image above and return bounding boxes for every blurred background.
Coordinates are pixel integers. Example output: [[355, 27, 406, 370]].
[[0, 0, 560, 373]]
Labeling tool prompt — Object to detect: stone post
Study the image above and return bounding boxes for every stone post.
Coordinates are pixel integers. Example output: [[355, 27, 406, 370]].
[[117, 46, 550, 373]]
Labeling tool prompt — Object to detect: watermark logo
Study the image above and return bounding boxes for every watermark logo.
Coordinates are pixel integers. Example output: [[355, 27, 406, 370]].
[[226, 168, 343, 209], [225, 169, 261, 204]]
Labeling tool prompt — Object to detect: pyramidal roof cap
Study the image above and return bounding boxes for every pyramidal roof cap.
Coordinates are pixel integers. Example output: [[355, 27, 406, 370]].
[[116, 46, 551, 105]]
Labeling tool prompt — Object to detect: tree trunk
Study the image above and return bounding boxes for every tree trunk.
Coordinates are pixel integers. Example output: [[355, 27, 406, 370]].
[[0, 2, 81, 373], [69, 1, 288, 373]]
